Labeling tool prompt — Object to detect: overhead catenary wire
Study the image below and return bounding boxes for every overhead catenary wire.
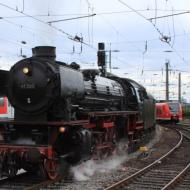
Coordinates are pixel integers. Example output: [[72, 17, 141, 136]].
[[0, 1, 190, 79], [0, 3, 71, 36], [0, 19, 90, 59], [164, 0, 171, 41], [2, 1, 189, 59], [117, 0, 188, 65], [47, 14, 96, 24], [0, 36, 30, 49], [96, 13, 143, 53], [0, 16, 86, 53], [105, 30, 190, 46], [86, 0, 91, 44], [0, 17, 50, 45], [171, 7, 176, 47], [0, 2, 96, 49], [148, 11, 190, 21], [0, 17, 73, 54], [3, 9, 190, 19], [91, 7, 94, 45], [117, 0, 168, 39], [1, 1, 187, 54], [167, 0, 176, 48], [83, 0, 95, 46], [154, 0, 157, 25]]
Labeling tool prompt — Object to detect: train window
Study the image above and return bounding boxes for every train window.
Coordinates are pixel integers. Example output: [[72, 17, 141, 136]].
[[168, 102, 179, 113], [0, 98, 4, 106], [138, 90, 147, 101], [135, 88, 142, 102], [143, 91, 149, 99], [130, 87, 136, 95]]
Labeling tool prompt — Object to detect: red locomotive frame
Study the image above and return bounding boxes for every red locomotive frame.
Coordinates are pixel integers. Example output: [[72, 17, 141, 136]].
[[0, 110, 142, 179]]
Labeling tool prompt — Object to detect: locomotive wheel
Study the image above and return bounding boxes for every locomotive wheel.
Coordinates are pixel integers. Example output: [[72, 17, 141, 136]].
[[95, 128, 117, 160], [96, 145, 116, 160], [6, 153, 18, 178], [44, 158, 59, 180]]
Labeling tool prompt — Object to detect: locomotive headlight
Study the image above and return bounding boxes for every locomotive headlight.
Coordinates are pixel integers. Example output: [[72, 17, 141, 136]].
[[22, 67, 29, 74], [59, 126, 66, 133]]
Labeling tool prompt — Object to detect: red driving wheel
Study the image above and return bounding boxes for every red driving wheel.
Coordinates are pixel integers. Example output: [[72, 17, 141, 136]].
[[44, 158, 59, 180]]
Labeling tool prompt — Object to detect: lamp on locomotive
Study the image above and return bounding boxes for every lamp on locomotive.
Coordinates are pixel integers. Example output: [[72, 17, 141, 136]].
[[97, 42, 106, 67]]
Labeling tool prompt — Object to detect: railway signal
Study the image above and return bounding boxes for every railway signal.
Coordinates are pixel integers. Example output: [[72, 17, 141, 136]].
[[97, 42, 106, 76]]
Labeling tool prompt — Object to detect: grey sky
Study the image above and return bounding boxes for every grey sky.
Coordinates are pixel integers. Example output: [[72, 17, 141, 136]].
[[0, 0, 190, 101]]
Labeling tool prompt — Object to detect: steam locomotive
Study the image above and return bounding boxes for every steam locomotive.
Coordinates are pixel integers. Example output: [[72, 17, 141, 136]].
[[0, 46, 156, 179]]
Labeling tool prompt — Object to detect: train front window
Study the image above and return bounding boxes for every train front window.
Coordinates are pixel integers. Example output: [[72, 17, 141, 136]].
[[168, 102, 179, 114], [0, 98, 4, 107]]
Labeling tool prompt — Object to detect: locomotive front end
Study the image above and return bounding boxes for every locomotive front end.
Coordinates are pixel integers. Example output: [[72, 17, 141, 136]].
[[0, 47, 63, 179], [0, 46, 89, 180], [7, 46, 60, 121]]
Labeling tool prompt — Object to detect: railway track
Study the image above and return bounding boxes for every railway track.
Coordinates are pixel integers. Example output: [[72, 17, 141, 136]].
[[0, 125, 189, 190], [104, 126, 190, 190], [0, 172, 62, 190]]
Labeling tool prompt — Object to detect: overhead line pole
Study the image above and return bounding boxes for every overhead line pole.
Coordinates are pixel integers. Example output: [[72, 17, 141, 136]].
[[109, 43, 111, 73], [178, 73, 181, 103], [166, 60, 169, 101]]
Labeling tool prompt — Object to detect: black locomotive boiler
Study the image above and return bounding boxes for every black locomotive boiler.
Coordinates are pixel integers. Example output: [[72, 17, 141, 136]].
[[0, 46, 156, 179]]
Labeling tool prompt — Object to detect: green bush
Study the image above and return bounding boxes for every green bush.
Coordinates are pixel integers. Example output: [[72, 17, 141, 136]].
[[182, 105, 190, 117]]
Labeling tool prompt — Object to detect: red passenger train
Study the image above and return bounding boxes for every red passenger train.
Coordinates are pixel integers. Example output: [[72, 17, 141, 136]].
[[0, 97, 7, 114], [156, 101, 183, 123], [0, 97, 14, 118]]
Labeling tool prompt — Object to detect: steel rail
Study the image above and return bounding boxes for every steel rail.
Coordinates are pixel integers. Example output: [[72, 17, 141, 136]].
[[0, 172, 63, 190], [23, 176, 62, 190], [0, 172, 44, 190], [161, 163, 190, 190], [160, 126, 190, 190], [104, 130, 183, 190]]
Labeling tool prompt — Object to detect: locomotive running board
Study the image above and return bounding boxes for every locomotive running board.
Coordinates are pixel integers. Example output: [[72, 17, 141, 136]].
[[0, 111, 138, 127], [0, 119, 89, 126], [88, 110, 138, 117]]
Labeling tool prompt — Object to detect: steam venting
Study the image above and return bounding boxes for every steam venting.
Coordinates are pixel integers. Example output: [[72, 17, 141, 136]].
[[71, 126, 162, 182], [32, 46, 56, 61]]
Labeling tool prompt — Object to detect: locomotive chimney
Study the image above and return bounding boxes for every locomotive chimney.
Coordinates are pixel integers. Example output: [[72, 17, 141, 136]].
[[32, 46, 56, 61]]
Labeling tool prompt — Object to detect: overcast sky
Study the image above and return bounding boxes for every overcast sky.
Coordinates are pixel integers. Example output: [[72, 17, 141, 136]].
[[0, 0, 190, 101]]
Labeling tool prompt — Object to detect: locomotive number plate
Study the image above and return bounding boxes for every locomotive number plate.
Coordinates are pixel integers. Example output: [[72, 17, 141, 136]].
[[20, 83, 35, 89]]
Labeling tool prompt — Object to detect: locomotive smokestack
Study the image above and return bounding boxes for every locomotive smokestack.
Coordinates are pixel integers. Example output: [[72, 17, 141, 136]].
[[32, 46, 56, 61]]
